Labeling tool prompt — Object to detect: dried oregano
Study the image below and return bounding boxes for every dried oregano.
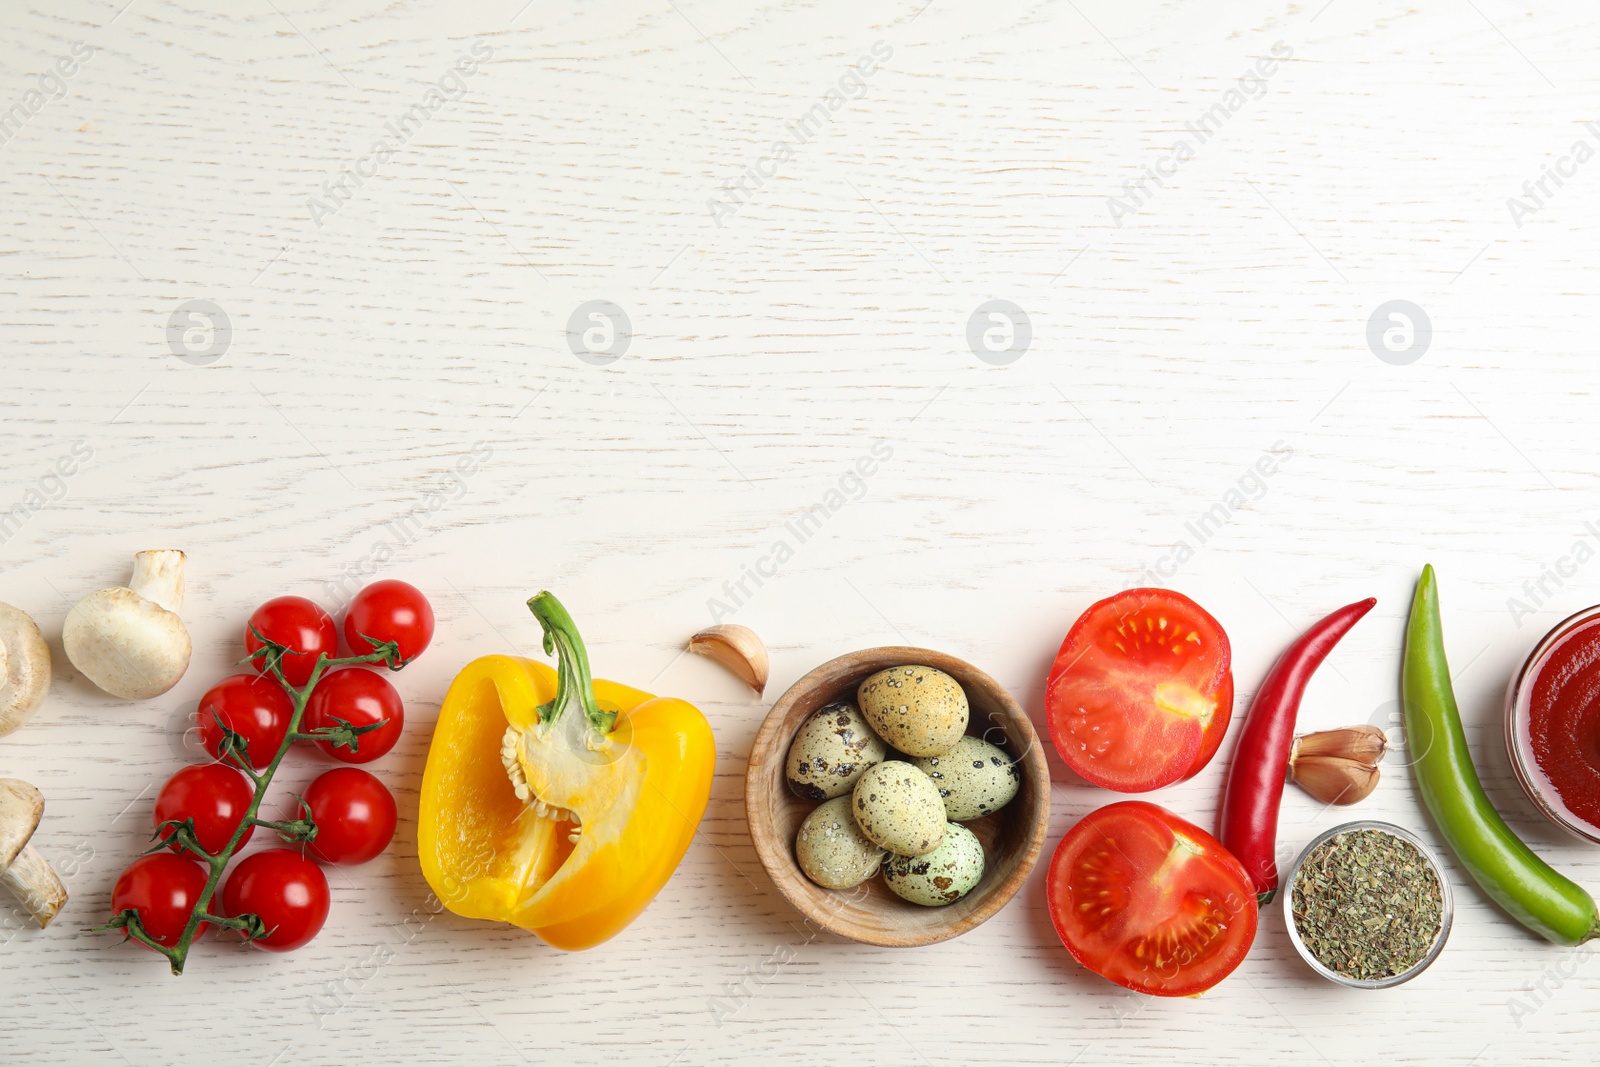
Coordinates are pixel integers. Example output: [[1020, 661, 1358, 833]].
[[1291, 829, 1443, 981]]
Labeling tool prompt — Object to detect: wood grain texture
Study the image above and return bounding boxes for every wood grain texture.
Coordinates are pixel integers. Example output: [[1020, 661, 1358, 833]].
[[4, 0, 1600, 1063]]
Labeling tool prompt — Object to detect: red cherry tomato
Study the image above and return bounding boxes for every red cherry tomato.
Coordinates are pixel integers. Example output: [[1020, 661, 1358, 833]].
[[344, 580, 433, 663], [109, 853, 211, 949], [197, 674, 294, 770], [221, 849, 330, 952], [303, 667, 403, 763], [1047, 801, 1258, 997], [246, 596, 338, 687], [153, 764, 255, 856], [1046, 588, 1234, 792], [303, 768, 397, 865]]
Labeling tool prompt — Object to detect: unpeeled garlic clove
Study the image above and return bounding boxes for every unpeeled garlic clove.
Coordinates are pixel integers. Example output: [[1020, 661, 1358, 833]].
[[1290, 754, 1380, 806], [1293, 724, 1388, 765], [687, 624, 768, 696]]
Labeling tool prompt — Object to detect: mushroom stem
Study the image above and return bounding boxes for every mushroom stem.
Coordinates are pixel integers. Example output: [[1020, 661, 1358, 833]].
[[128, 549, 185, 614], [0, 779, 66, 928], [0, 843, 66, 928]]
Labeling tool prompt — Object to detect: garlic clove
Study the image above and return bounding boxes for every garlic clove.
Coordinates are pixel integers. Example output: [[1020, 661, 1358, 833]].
[[1293, 724, 1387, 765], [1290, 754, 1380, 806], [687, 624, 769, 696]]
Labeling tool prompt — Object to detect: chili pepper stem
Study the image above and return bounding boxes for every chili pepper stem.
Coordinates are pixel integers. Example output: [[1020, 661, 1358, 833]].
[[527, 591, 617, 735]]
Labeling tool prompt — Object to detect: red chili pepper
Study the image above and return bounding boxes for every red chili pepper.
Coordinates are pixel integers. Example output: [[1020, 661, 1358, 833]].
[[1217, 597, 1375, 903]]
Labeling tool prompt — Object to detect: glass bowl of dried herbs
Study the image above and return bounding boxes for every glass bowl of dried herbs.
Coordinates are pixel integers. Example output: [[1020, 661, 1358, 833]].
[[1284, 820, 1453, 989]]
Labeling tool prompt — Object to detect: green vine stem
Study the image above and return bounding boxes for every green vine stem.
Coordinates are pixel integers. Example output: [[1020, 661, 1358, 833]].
[[99, 636, 403, 974]]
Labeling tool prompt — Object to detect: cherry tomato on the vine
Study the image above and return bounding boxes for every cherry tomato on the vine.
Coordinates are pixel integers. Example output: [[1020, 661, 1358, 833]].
[[109, 853, 211, 948], [302, 768, 397, 865], [246, 596, 338, 687], [303, 667, 403, 764], [344, 580, 433, 663], [221, 849, 330, 952], [197, 674, 293, 770], [153, 764, 255, 856]]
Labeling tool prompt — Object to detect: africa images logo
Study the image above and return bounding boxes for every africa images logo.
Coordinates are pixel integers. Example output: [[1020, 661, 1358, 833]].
[[1105, 41, 1293, 227]]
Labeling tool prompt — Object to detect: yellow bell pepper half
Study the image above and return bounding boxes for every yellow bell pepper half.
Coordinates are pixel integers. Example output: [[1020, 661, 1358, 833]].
[[418, 592, 715, 950]]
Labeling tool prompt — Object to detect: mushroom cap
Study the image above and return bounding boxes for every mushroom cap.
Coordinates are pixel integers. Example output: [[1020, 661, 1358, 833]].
[[0, 602, 51, 738], [63, 587, 192, 700], [0, 778, 44, 869]]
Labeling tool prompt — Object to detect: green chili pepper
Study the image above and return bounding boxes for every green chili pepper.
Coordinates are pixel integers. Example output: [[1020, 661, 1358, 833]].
[[1403, 564, 1600, 945]]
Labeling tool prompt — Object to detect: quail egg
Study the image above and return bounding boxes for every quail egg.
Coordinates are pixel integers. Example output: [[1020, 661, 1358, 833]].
[[785, 701, 889, 801], [851, 761, 946, 857], [884, 822, 985, 906], [911, 734, 1021, 821], [795, 795, 884, 889], [857, 665, 969, 757]]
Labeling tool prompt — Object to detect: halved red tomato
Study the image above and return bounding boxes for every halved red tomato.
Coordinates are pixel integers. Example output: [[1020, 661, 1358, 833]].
[[1046, 588, 1233, 791], [1047, 801, 1257, 997]]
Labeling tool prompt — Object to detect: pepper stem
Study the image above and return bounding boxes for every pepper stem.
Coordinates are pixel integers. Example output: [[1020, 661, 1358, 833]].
[[527, 592, 616, 734]]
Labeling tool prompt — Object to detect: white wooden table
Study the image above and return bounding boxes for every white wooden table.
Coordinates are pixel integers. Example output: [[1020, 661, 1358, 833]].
[[4, 0, 1599, 1063]]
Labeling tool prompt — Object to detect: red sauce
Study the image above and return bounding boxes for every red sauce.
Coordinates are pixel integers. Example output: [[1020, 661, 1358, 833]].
[[1528, 616, 1600, 829]]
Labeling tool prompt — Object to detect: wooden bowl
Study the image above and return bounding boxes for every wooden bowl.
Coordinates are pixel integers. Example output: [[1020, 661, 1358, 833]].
[[746, 646, 1051, 947]]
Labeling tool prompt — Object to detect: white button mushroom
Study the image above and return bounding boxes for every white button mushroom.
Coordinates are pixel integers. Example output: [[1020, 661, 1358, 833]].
[[0, 778, 67, 928], [63, 549, 192, 700], [0, 602, 51, 738]]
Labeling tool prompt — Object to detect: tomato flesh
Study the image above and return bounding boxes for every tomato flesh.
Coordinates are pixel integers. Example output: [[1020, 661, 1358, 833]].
[[1047, 588, 1233, 791], [1187, 673, 1234, 782], [1047, 801, 1257, 996]]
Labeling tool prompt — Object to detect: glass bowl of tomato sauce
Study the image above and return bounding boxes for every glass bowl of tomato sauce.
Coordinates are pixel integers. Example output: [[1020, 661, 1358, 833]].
[[1506, 605, 1600, 845]]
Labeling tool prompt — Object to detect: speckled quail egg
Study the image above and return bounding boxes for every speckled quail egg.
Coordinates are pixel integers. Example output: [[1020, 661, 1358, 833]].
[[911, 734, 1021, 821], [795, 795, 885, 889], [851, 761, 946, 857], [857, 665, 969, 758], [785, 701, 889, 801], [883, 822, 985, 906]]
